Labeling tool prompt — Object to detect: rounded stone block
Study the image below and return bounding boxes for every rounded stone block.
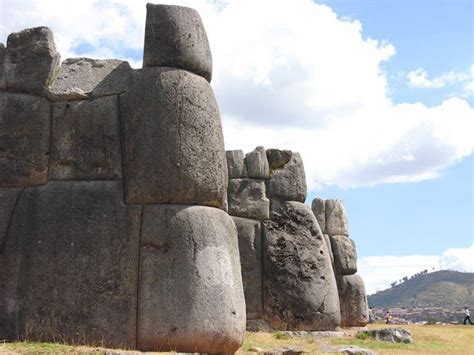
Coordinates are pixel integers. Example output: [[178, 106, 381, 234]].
[[325, 199, 349, 236], [0, 93, 51, 187], [137, 205, 246, 353], [267, 152, 307, 202], [143, 4, 212, 82], [263, 201, 340, 330], [245, 146, 270, 179], [2, 27, 60, 95], [337, 275, 369, 327], [121, 67, 227, 208], [226, 150, 248, 178], [228, 179, 270, 220], [311, 198, 326, 234], [0, 181, 141, 347], [330, 235, 357, 275]]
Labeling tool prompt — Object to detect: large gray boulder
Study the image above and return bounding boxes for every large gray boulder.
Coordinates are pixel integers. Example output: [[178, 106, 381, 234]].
[[325, 199, 349, 236], [263, 201, 340, 330], [143, 4, 212, 82], [228, 179, 270, 220], [311, 198, 326, 233], [137, 205, 245, 353], [2, 27, 60, 95], [330, 235, 357, 275], [337, 275, 368, 327], [226, 150, 248, 178], [245, 146, 270, 179], [232, 216, 263, 320], [50, 96, 122, 180], [121, 67, 227, 208], [47, 58, 132, 101], [0, 181, 141, 347], [0, 93, 51, 187], [357, 328, 412, 343], [267, 152, 307, 202], [0, 188, 23, 252]]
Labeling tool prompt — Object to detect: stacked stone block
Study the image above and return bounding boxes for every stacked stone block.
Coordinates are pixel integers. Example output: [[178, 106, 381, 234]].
[[311, 198, 369, 327], [0, 4, 245, 353], [227, 147, 341, 330]]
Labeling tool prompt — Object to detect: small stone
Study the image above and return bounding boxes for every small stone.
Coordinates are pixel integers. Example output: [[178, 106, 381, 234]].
[[325, 200, 349, 236], [311, 198, 326, 233], [266, 149, 292, 170], [226, 150, 248, 178], [228, 179, 270, 220], [246, 146, 270, 179], [337, 275, 369, 327], [2, 27, 60, 95], [143, 4, 212, 82], [267, 152, 307, 202], [47, 58, 132, 101], [330, 235, 357, 275]]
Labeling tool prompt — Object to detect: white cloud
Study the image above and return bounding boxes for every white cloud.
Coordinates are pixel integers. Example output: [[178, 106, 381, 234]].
[[359, 244, 474, 295], [407, 67, 472, 89], [1, 0, 473, 188]]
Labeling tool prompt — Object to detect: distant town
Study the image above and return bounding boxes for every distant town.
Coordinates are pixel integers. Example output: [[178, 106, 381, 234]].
[[372, 307, 468, 324]]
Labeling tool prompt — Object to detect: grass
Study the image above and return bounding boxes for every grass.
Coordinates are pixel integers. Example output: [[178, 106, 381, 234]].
[[1, 324, 473, 354]]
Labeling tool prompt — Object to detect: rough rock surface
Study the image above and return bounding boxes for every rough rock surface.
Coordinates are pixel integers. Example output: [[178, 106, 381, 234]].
[[263, 201, 340, 330], [323, 234, 334, 265], [232, 216, 263, 319], [330, 235, 357, 275], [311, 198, 326, 233], [2, 27, 60, 95], [0, 181, 141, 347], [357, 328, 412, 344], [0, 188, 23, 252], [245, 146, 270, 179], [325, 199, 349, 236], [266, 149, 292, 171], [143, 4, 212, 82], [322, 345, 376, 355], [50, 96, 122, 180], [226, 150, 248, 178], [0, 43, 5, 89], [337, 275, 368, 327], [137, 205, 245, 353], [0, 93, 51, 186], [228, 179, 270, 220], [267, 152, 307, 202], [121, 67, 227, 208], [47, 58, 131, 101]]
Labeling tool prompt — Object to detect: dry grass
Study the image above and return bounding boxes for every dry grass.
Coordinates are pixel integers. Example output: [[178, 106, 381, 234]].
[[1, 324, 473, 354]]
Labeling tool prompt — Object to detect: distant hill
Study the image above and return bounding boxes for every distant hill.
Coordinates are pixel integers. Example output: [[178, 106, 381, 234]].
[[368, 270, 474, 309]]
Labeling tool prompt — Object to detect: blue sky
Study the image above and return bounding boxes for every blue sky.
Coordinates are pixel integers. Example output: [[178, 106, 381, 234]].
[[1, 0, 472, 292]]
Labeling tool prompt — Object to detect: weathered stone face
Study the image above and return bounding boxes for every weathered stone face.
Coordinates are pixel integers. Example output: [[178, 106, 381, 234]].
[[47, 58, 132, 101], [226, 150, 248, 178], [50, 96, 122, 180], [0, 93, 51, 187], [330, 235, 357, 275], [337, 275, 368, 327], [325, 199, 349, 236], [311, 198, 326, 233], [0, 181, 141, 347], [143, 4, 212, 82], [137, 205, 245, 353], [267, 152, 307, 202], [0, 188, 23, 252], [2, 27, 60, 95], [263, 201, 340, 330], [228, 179, 270, 220], [232, 216, 263, 320], [246, 146, 270, 179], [121, 67, 227, 208], [0, 43, 5, 89], [323, 234, 334, 265], [266, 148, 292, 171]]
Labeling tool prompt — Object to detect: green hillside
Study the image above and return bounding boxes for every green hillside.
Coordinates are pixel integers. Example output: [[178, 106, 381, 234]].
[[368, 270, 474, 309]]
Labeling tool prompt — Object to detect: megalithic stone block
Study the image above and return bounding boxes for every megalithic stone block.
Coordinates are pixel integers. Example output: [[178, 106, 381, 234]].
[[50, 96, 122, 180], [325, 199, 349, 236], [228, 179, 270, 220], [267, 152, 307, 202], [2, 27, 60, 95], [245, 146, 270, 179], [311, 198, 326, 234], [143, 4, 212, 82], [137, 205, 246, 353], [330, 235, 357, 275], [263, 201, 340, 330], [0, 181, 141, 347], [0, 93, 51, 187], [232, 216, 263, 320], [337, 275, 369, 327], [226, 150, 248, 178], [121, 67, 227, 208], [0, 187, 23, 252]]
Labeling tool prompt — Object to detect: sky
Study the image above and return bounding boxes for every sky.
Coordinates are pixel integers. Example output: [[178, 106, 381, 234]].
[[1, 0, 472, 294]]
